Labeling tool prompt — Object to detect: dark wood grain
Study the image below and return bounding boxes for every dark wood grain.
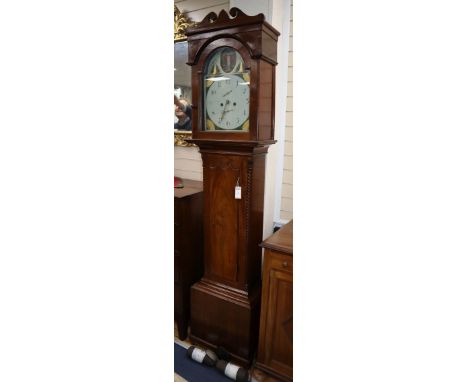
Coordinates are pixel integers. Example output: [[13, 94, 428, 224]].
[[174, 179, 203, 340]]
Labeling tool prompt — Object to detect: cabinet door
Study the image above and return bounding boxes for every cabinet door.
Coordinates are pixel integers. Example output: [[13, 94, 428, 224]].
[[259, 252, 293, 379]]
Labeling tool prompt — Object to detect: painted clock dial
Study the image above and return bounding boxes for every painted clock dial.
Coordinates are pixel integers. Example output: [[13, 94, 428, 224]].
[[203, 47, 250, 131]]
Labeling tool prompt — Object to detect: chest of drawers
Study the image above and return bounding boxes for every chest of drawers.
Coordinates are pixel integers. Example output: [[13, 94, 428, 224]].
[[256, 220, 293, 381]]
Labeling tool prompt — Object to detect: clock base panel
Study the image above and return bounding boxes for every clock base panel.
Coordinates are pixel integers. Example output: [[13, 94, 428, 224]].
[[189, 279, 261, 367]]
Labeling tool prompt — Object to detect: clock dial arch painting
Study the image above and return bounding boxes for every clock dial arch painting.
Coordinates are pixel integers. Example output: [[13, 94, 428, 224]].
[[203, 47, 250, 132]]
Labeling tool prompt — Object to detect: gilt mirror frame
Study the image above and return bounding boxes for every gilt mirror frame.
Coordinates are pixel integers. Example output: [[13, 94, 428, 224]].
[[174, 5, 196, 147]]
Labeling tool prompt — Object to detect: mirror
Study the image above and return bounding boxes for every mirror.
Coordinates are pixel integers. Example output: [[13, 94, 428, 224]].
[[174, 6, 196, 147]]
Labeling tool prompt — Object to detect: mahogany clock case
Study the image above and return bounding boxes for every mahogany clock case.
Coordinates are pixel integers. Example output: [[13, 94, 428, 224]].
[[183, 8, 281, 367]]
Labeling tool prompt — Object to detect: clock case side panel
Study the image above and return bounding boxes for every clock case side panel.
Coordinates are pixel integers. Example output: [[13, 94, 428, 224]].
[[245, 148, 268, 288], [257, 59, 276, 142]]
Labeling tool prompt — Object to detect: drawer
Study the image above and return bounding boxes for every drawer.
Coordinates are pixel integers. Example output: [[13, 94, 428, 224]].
[[266, 250, 293, 273]]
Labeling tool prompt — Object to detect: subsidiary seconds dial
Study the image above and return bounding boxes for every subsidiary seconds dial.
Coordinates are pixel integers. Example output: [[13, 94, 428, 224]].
[[205, 74, 249, 131]]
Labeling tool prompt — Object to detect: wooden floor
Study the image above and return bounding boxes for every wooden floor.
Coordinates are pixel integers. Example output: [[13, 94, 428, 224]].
[[174, 322, 282, 382]]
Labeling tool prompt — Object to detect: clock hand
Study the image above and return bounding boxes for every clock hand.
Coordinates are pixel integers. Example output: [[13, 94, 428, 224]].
[[222, 90, 233, 98], [220, 99, 230, 121]]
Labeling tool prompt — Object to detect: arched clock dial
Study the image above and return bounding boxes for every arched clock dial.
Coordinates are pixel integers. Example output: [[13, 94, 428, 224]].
[[203, 47, 250, 131]]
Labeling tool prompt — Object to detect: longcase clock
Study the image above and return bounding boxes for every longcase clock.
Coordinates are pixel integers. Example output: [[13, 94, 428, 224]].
[[185, 8, 279, 366]]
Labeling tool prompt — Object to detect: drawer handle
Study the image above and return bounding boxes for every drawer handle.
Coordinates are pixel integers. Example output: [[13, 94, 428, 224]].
[[282, 261, 288, 268]]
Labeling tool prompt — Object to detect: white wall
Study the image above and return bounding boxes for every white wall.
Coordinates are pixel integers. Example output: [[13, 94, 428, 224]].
[[173, 146, 204, 181], [229, 0, 272, 21], [279, 0, 293, 222]]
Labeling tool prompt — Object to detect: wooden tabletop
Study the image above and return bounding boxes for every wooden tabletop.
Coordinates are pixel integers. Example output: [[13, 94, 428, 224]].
[[260, 220, 293, 255], [174, 178, 203, 198]]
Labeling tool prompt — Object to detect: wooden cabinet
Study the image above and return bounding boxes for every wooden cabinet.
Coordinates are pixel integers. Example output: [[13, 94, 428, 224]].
[[174, 179, 203, 340], [257, 220, 293, 382]]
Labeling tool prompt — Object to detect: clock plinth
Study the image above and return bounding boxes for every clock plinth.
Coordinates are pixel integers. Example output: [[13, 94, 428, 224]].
[[185, 7, 279, 365], [190, 279, 261, 367]]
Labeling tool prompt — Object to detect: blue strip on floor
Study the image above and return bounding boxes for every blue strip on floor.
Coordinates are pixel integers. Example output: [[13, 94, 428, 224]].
[[174, 343, 234, 382]]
